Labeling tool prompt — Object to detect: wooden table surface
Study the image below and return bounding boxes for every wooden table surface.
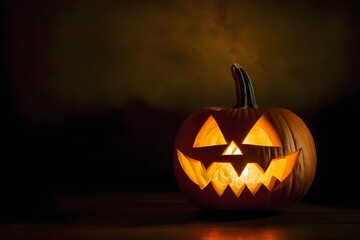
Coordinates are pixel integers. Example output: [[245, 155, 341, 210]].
[[1, 192, 360, 240]]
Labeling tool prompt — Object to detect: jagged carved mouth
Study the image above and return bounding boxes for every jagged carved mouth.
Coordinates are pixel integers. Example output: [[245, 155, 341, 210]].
[[177, 149, 301, 197]]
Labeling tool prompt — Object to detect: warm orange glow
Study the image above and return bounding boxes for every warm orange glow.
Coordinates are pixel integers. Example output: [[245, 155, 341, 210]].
[[243, 115, 282, 147], [199, 227, 286, 240], [193, 115, 227, 148], [177, 149, 300, 196], [194, 114, 282, 150], [222, 141, 242, 155]]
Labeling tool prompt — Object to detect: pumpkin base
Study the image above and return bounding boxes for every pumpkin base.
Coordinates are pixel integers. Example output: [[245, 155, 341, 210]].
[[179, 183, 302, 211]]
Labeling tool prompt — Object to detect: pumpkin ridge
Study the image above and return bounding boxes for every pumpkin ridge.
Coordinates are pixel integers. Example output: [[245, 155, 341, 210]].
[[173, 64, 317, 210]]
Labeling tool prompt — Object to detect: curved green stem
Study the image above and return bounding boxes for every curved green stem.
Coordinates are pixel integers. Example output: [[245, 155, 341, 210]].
[[231, 63, 258, 109]]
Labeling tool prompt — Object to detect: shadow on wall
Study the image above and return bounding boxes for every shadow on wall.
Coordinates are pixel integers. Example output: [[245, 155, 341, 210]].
[[1, 100, 188, 193], [0, 99, 188, 220], [304, 91, 360, 208], [1, 94, 360, 221]]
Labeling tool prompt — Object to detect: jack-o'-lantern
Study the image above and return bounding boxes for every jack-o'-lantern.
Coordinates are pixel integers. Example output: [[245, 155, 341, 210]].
[[173, 64, 317, 210]]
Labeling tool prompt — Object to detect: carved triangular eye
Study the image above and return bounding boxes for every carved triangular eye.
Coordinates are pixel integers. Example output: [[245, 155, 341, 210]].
[[242, 115, 282, 147], [193, 115, 227, 148]]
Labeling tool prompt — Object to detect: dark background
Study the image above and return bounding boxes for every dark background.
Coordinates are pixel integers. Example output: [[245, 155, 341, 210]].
[[1, 0, 359, 220]]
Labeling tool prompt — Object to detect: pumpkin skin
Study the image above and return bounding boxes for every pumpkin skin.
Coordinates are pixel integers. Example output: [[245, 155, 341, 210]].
[[173, 64, 317, 211]]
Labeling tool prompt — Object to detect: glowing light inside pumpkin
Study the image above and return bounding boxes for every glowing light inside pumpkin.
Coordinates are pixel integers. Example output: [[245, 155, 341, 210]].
[[181, 114, 300, 196], [243, 115, 282, 147], [193, 115, 227, 148], [193, 114, 281, 150], [222, 141, 242, 155], [177, 149, 300, 196]]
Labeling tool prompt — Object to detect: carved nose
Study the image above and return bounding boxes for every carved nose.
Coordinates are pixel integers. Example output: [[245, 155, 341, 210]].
[[222, 141, 243, 155]]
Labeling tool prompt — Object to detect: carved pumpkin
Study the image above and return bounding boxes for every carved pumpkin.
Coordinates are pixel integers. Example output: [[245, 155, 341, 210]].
[[173, 64, 317, 210]]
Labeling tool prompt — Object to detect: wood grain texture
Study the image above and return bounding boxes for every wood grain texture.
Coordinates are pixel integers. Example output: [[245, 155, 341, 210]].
[[1, 192, 359, 240]]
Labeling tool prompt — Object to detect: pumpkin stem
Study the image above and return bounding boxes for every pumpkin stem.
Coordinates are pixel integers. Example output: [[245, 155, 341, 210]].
[[231, 63, 258, 108]]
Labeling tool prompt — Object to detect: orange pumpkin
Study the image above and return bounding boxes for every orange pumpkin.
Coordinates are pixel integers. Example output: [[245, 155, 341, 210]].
[[173, 64, 317, 210]]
